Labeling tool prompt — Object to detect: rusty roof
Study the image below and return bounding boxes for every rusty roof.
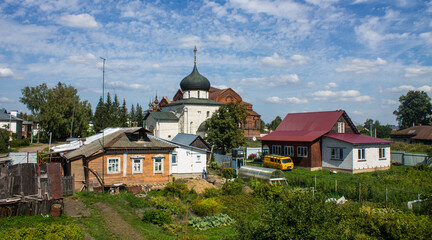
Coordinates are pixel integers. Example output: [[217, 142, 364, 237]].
[[390, 125, 432, 140]]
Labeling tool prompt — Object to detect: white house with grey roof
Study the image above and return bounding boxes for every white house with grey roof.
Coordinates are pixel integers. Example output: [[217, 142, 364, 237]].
[[0, 108, 23, 139]]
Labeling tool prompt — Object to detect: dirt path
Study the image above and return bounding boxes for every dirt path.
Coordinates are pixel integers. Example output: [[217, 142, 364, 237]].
[[94, 202, 145, 240], [63, 197, 91, 218]]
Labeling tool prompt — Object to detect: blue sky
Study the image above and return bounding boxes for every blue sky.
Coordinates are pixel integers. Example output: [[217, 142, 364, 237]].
[[0, 0, 431, 126]]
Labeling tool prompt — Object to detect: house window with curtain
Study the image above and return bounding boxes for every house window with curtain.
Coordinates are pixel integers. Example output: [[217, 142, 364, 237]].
[[132, 158, 143, 174], [107, 157, 120, 174], [153, 157, 164, 174], [337, 122, 345, 133]]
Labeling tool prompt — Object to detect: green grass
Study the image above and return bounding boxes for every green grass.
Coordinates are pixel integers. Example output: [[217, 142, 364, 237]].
[[391, 142, 432, 155], [244, 141, 261, 148]]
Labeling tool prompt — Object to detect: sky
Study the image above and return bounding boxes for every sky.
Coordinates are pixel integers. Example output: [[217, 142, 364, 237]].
[[0, 0, 431, 126]]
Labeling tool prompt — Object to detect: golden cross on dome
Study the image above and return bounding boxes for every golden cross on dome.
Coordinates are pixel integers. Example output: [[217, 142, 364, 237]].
[[194, 46, 197, 65]]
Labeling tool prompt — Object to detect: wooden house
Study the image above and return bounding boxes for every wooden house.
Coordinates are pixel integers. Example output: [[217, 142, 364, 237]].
[[390, 125, 432, 145], [62, 128, 176, 191], [260, 110, 391, 173]]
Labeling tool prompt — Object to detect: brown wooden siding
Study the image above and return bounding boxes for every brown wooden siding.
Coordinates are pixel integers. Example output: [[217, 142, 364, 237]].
[[330, 115, 355, 133], [262, 140, 323, 168]]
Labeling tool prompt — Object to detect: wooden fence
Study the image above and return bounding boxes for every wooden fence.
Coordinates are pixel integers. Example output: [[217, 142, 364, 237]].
[[62, 175, 75, 196]]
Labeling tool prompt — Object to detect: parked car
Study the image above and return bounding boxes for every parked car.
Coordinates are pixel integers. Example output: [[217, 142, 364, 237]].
[[263, 155, 294, 171]]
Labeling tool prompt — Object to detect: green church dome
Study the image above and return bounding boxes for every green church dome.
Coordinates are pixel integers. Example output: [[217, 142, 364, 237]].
[[180, 65, 211, 91]]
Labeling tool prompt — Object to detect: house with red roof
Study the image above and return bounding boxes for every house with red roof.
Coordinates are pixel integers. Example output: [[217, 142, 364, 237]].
[[260, 110, 391, 173]]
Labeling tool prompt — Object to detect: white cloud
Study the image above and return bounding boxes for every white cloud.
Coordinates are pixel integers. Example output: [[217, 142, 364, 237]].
[[107, 81, 151, 91], [0, 97, 13, 103], [266, 96, 308, 104], [310, 90, 374, 103], [419, 85, 432, 92], [179, 35, 202, 48], [325, 82, 338, 89], [58, 14, 98, 29], [351, 110, 363, 115], [260, 53, 309, 67], [404, 66, 432, 77], [240, 74, 299, 87], [212, 84, 229, 89], [382, 99, 398, 105], [0, 68, 14, 78], [382, 85, 428, 93], [336, 57, 387, 74], [65, 53, 97, 65], [208, 34, 234, 45]]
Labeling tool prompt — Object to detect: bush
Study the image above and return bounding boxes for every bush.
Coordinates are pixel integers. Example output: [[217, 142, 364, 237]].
[[248, 153, 257, 160], [147, 196, 186, 216], [123, 192, 149, 208], [142, 209, 173, 226], [222, 168, 236, 179], [164, 182, 189, 199], [222, 182, 243, 195], [202, 188, 221, 198], [10, 138, 30, 148], [253, 183, 284, 200], [0, 223, 83, 240], [248, 178, 262, 190], [192, 198, 224, 216], [210, 161, 221, 170]]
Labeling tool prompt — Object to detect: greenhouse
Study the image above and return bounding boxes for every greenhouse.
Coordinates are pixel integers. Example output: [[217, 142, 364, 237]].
[[238, 165, 287, 184]]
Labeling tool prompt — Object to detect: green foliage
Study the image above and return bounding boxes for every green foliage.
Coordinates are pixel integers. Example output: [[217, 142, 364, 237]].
[[93, 93, 129, 132], [391, 141, 432, 155], [222, 182, 243, 195], [266, 116, 282, 131], [222, 168, 236, 179], [123, 192, 149, 208], [361, 118, 393, 138], [0, 129, 9, 153], [162, 223, 183, 234], [393, 90, 432, 129], [247, 178, 263, 190], [202, 188, 222, 198], [192, 198, 224, 216], [10, 138, 30, 147], [210, 161, 221, 170], [190, 214, 234, 231], [253, 183, 284, 200], [20, 82, 92, 139], [147, 196, 186, 216], [164, 182, 189, 199], [0, 223, 83, 240], [142, 209, 173, 226], [217, 194, 264, 220], [206, 102, 249, 154]]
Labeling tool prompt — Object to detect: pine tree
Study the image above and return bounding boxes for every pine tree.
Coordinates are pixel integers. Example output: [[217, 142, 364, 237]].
[[120, 99, 128, 127], [112, 94, 121, 126], [130, 104, 136, 126], [136, 103, 144, 127], [105, 92, 113, 126], [93, 97, 105, 132]]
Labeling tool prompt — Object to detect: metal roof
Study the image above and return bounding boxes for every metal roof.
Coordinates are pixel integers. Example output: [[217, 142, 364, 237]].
[[171, 133, 200, 146], [324, 133, 391, 144], [163, 98, 223, 107], [63, 128, 176, 160], [260, 110, 347, 142], [0, 108, 23, 122], [148, 111, 178, 120], [180, 65, 211, 91]]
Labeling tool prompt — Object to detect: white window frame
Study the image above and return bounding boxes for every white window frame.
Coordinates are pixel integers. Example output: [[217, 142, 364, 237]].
[[284, 146, 294, 156], [358, 149, 366, 161], [153, 156, 164, 174], [379, 148, 386, 159], [331, 148, 343, 160], [132, 158, 143, 174], [297, 146, 308, 157], [107, 157, 120, 174], [172, 153, 177, 165], [337, 122, 345, 133], [272, 145, 281, 155]]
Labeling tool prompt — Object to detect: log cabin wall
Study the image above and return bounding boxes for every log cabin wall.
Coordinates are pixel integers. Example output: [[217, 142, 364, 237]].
[[70, 151, 172, 191]]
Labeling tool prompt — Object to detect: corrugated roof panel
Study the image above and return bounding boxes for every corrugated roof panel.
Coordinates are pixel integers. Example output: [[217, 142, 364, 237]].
[[324, 133, 391, 144]]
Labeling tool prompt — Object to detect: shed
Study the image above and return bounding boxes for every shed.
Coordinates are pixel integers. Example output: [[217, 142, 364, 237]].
[[238, 165, 286, 184]]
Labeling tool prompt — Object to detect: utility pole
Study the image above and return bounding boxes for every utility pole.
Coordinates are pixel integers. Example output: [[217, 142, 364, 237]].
[[100, 57, 106, 186]]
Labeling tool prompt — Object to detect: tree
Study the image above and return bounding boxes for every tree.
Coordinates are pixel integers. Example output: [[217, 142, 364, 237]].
[[136, 103, 144, 127], [120, 99, 128, 127], [93, 97, 105, 133], [267, 116, 282, 131], [93, 94, 128, 131], [206, 102, 249, 154], [393, 91, 432, 129], [260, 119, 266, 132], [20, 82, 92, 140], [360, 118, 392, 138]]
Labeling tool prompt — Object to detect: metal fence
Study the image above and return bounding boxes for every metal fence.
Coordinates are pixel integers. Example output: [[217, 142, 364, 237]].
[[8, 152, 37, 165], [391, 151, 429, 166], [284, 172, 428, 210]]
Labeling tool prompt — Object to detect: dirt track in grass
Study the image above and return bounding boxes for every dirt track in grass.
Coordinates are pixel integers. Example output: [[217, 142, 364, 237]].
[[94, 202, 145, 240]]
